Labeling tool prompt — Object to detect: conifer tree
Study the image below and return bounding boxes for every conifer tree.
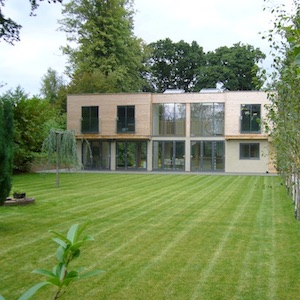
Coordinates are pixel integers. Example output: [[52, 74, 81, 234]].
[[0, 98, 13, 205]]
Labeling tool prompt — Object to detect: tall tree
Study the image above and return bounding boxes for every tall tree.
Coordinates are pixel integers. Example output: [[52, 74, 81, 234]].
[[263, 0, 300, 218], [197, 43, 266, 91], [59, 0, 146, 93], [0, 0, 62, 44], [146, 38, 205, 92], [0, 97, 13, 205], [40, 68, 65, 105]]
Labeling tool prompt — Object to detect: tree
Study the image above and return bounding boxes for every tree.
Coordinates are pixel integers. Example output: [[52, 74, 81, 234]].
[[0, 97, 13, 205], [146, 38, 206, 92], [40, 68, 65, 105], [196, 43, 266, 91], [263, 0, 300, 218], [42, 129, 80, 187], [59, 0, 146, 93], [1, 86, 65, 173], [0, 0, 62, 44]]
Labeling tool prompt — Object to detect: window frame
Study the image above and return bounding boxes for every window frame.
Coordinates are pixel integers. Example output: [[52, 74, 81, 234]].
[[153, 103, 186, 136], [117, 105, 135, 133], [240, 104, 261, 133], [239, 143, 260, 160], [81, 106, 99, 133], [190, 102, 224, 137]]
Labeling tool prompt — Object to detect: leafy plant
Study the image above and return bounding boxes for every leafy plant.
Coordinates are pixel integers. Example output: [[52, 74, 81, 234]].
[[42, 129, 80, 187], [18, 223, 103, 300]]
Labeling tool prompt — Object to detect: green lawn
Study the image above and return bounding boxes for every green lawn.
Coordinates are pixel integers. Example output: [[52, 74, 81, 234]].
[[1, 173, 300, 299]]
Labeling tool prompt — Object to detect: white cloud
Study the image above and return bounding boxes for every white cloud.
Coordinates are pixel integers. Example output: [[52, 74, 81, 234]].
[[0, 0, 295, 95]]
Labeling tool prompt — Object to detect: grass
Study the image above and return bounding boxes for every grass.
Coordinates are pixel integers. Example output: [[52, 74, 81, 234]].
[[1, 173, 300, 299]]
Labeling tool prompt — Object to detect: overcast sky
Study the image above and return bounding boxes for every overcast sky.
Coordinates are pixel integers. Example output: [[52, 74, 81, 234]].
[[0, 0, 292, 96]]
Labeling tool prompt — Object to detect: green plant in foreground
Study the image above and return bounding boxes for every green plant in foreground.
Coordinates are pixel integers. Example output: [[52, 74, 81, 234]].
[[17, 223, 103, 300]]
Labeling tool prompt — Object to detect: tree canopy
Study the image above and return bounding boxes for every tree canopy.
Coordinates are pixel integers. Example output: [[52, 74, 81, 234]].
[[146, 38, 205, 92], [40, 68, 65, 105], [0, 87, 65, 173], [59, 0, 146, 93], [145, 39, 266, 92], [197, 43, 266, 91]]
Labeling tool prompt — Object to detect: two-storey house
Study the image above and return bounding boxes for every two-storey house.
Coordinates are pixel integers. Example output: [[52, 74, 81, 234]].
[[67, 90, 274, 173]]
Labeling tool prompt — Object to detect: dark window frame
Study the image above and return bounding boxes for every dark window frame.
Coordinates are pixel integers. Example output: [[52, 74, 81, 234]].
[[240, 104, 261, 133], [81, 106, 99, 133], [117, 105, 135, 133], [239, 143, 260, 160]]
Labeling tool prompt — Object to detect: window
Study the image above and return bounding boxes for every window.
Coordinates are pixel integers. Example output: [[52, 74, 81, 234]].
[[240, 143, 260, 159], [81, 106, 99, 133], [117, 106, 135, 133], [191, 103, 224, 137], [241, 104, 261, 133], [152, 103, 186, 136], [152, 141, 185, 171], [116, 141, 147, 169]]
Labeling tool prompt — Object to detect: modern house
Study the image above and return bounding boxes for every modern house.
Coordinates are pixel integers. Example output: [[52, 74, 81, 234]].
[[67, 90, 275, 173]]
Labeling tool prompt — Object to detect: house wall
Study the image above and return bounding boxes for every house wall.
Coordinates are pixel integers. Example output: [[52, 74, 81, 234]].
[[224, 91, 269, 136], [67, 93, 152, 137], [67, 91, 275, 174], [225, 139, 269, 173]]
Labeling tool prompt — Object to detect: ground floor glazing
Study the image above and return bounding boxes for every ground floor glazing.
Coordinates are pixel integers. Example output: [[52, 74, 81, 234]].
[[82, 139, 227, 172]]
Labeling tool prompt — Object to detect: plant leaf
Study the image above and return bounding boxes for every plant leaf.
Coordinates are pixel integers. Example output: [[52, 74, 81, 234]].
[[56, 245, 65, 263], [49, 230, 68, 242], [83, 235, 94, 242], [32, 268, 56, 278], [18, 282, 50, 300], [52, 237, 68, 249], [59, 264, 66, 281], [76, 222, 91, 239], [66, 224, 80, 244]]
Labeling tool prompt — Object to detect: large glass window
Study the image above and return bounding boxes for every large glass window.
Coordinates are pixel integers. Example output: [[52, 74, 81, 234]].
[[240, 143, 260, 159], [191, 141, 225, 171], [116, 141, 147, 169], [152, 141, 185, 171], [241, 104, 261, 133], [81, 106, 99, 133], [117, 106, 135, 133], [82, 140, 110, 169], [191, 103, 224, 137], [153, 103, 186, 136]]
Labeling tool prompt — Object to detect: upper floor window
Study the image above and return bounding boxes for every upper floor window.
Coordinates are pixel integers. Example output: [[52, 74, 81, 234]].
[[117, 106, 135, 133], [81, 106, 99, 133], [191, 103, 224, 137], [153, 103, 186, 136], [241, 104, 261, 133]]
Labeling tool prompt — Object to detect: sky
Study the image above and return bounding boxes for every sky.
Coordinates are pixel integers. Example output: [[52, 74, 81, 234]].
[[0, 0, 292, 96]]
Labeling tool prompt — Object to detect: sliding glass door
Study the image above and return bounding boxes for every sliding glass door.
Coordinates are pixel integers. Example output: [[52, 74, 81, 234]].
[[116, 141, 147, 170], [191, 141, 224, 171], [153, 141, 185, 171]]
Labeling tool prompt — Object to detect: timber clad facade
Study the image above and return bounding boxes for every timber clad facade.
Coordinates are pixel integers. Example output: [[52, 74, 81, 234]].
[[67, 91, 275, 173]]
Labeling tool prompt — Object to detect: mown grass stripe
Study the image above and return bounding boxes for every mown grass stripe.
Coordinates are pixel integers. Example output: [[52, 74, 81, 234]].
[[108, 176, 243, 293], [1, 174, 300, 300], [191, 176, 260, 299]]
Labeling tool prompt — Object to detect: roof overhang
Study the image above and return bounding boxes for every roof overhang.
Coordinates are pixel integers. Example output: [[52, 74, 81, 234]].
[[76, 134, 151, 140]]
